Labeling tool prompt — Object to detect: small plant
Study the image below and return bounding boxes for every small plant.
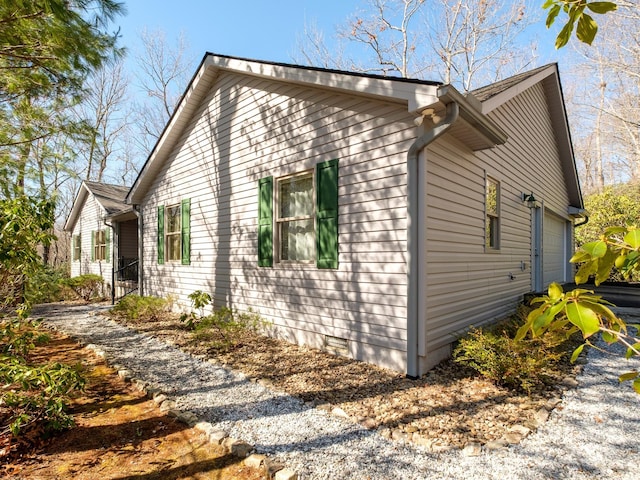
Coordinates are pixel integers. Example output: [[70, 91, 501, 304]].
[[180, 290, 212, 330], [193, 306, 266, 353], [110, 295, 171, 322], [453, 310, 573, 393], [63, 274, 104, 301]]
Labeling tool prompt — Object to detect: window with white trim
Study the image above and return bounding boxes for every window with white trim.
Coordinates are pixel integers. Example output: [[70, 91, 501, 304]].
[[276, 171, 315, 262], [485, 177, 500, 249], [165, 204, 182, 262], [72, 234, 81, 261], [94, 230, 106, 261]]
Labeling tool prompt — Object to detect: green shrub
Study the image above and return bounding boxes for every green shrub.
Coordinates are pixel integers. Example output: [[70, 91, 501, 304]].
[[180, 290, 212, 329], [1, 318, 50, 359], [0, 319, 85, 439], [110, 294, 171, 322], [193, 306, 266, 352], [453, 310, 573, 393], [0, 355, 85, 436], [24, 265, 70, 305], [63, 274, 104, 301]]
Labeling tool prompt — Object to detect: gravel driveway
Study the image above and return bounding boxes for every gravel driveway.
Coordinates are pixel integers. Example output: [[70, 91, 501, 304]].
[[35, 303, 640, 479]]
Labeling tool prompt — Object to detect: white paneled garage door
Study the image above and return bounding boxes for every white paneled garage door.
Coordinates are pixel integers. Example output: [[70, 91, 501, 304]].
[[543, 212, 567, 287]]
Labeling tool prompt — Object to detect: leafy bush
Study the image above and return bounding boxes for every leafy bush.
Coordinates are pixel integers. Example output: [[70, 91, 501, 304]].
[[0, 319, 85, 442], [1, 318, 50, 359], [575, 183, 640, 282], [193, 306, 266, 353], [453, 309, 574, 393], [64, 274, 104, 301], [110, 294, 171, 322], [24, 265, 70, 305], [180, 290, 267, 352], [0, 196, 55, 315], [0, 355, 85, 436]]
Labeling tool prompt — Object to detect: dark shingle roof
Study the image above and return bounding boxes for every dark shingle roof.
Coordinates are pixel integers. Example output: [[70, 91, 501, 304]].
[[84, 181, 130, 214], [471, 64, 554, 102]]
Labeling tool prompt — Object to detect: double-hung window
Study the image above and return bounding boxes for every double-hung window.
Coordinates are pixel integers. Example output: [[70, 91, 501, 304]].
[[277, 171, 315, 262], [72, 234, 81, 261], [157, 199, 191, 265], [485, 177, 500, 250], [258, 159, 338, 269], [165, 204, 182, 262], [93, 230, 107, 261]]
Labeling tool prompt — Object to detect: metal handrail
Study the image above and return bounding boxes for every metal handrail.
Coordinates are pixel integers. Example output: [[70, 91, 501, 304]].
[[111, 258, 139, 304]]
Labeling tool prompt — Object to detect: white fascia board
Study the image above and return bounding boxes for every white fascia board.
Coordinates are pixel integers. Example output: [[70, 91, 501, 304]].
[[63, 183, 89, 232], [127, 59, 217, 205], [205, 54, 440, 113]]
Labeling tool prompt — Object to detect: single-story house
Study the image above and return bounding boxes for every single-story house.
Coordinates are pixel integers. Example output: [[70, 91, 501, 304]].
[[119, 53, 584, 377], [64, 180, 139, 300]]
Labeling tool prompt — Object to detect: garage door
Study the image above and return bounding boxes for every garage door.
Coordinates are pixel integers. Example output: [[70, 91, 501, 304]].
[[543, 212, 567, 287]]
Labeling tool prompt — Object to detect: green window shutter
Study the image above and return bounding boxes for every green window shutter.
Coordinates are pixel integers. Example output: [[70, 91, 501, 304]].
[[78, 233, 81, 260], [157, 205, 165, 265], [105, 228, 111, 262], [181, 198, 191, 265], [91, 231, 95, 262], [316, 159, 339, 269], [258, 176, 273, 267]]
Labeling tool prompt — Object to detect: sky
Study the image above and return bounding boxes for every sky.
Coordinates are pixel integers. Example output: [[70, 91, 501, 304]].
[[114, 0, 570, 81], [116, 0, 359, 69]]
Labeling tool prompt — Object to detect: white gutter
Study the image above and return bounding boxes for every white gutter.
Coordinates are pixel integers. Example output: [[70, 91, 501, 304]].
[[406, 101, 459, 378]]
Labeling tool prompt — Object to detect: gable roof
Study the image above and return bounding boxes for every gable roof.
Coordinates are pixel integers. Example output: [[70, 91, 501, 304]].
[[471, 65, 552, 103], [126, 53, 508, 204], [472, 64, 583, 209], [64, 180, 131, 232], [125, 54, 581, 210]]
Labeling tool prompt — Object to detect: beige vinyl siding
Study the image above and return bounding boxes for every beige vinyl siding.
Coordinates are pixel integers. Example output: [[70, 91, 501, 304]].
[[423, 81, 572, 360], [141, 71, 415, 371], [69, 192, 112, 289]]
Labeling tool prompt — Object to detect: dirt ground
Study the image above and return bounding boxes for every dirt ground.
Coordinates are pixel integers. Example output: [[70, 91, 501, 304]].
[[116, 312, 579, 449], [3, 303, 580, 479], [1, 330, 265, 480]]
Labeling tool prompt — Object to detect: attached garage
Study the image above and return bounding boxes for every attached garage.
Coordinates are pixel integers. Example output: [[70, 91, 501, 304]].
[[542, 210, 569, 288]]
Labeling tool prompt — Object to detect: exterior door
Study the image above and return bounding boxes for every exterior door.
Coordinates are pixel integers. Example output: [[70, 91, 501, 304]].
[[532, 207, 568, 292]]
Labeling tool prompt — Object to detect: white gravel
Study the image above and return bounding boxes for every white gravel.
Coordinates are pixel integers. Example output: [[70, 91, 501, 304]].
[[35, 303, 640, 479]]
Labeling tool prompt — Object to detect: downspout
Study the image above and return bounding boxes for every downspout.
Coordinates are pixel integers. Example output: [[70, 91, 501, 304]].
[[133, 204, 144, 297], [574, 216, 589, 227], [406, 101, 459, 379], [103, 218, 116, 305]]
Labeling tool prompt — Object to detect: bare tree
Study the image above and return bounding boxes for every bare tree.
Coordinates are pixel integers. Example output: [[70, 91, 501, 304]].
[[294, 20, 350, 70], [427, 0, 537, 91], [294, 0, 539, 91], [568, 0, 640, 189], [341, 0, 427, 78], [133, 29, 196, 154], [75, 60, 130, 182]]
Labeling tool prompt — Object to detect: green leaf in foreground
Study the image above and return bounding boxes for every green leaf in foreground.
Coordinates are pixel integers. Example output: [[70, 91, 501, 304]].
[[565, 301, 600, 338], [570, 343, 586, 363], [618, 371, 639, 382]]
